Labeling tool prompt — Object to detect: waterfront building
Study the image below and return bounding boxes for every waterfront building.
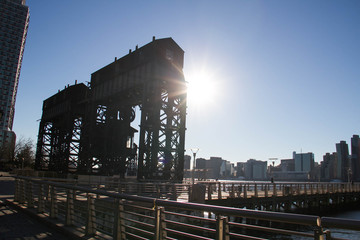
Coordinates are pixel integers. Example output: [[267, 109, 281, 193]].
[[280, 158, 295, 172], [184, 155, 191, 170], [195, 158, 207, 169], [236, 162, 245, 178], [321, 152, 338, 180], [0, 0, 29, 147], [351, 135, 360, 181], [294, 151, 314, 173], [336, 141, 350, 182], [244, 159, 267, 180]]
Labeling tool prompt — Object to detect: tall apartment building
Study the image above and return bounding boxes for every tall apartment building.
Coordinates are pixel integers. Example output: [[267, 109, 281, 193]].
[[336, 141, 350, 182], [0, 0, 29, 147], [351, 135, 360, 181]]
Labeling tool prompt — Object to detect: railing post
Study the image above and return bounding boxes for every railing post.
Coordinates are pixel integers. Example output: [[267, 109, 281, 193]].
[[244, 185, 247, 199], [324, 230, 332, 240], [86, 193, 96, 236], [171, 184, 177, 200], [38, 183, 45, 213], [155, 206, 167, 240], [50, 186, 57, 218], [218, 182, 222, 199], [14, 179, 20, 202], [65, 189, 74, 226], [113, 199, 126, 240], [264, 184, 268, 198], [230, 184, 235, 198], [216, 215, 229, 240], [156, 184, 160, 198], [27, 181, 34, 208], [273, 184, 277, 197], [19, 179, 25, 204], [208, 184, 212, 200], [314, 227, 324, 240], [254, 183, 258, 198]]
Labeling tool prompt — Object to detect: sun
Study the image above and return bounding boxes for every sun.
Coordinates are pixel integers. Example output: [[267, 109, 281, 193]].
[[186, 70, 219, 107]]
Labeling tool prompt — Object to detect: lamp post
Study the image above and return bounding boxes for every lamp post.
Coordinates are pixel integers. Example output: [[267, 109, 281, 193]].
[[191, 148, 199, 185]]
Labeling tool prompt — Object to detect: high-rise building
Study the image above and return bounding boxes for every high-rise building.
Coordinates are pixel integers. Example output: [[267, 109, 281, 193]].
[[0, 0, 29, 147], [321, 152, 338, 180], [244, 159, 267, 180], [350, 135, 360, 181], [336, 141, 350, 182], [293, 152, 314, 173]]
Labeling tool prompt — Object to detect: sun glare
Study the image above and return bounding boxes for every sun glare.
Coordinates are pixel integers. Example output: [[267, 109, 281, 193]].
[[186, 71, 219, 107]]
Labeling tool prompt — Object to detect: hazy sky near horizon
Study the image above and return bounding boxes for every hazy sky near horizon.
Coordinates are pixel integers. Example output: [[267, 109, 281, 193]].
[[13, 0, 360, 164]]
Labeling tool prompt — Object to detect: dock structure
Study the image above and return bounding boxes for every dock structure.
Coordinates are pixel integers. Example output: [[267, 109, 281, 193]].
[[10, 176, 360, 240], [35, 37, 187, 182]]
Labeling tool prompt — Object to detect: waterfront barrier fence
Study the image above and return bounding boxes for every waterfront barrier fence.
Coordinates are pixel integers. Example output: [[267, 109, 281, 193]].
[[13, 176, 360, 240]]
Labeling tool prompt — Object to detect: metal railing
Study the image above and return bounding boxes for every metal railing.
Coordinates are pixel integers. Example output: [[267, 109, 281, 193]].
[[22, 177, 360, 201], [13, 176, 360, 240]]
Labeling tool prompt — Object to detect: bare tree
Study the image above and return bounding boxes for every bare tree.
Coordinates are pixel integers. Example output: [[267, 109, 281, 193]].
[[14, 137, 35, 169]]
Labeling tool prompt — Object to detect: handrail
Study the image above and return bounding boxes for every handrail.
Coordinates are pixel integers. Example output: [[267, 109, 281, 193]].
[[13, 176, 360, 239]]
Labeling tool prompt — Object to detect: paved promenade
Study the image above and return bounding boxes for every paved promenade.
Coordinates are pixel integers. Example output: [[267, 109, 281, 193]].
[[0, 172, 68, 240]]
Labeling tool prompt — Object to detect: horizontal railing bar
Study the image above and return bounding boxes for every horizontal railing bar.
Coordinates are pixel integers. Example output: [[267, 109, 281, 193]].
[[124, 203, 153, 212], [156, 200, 320, 226], [124, 218, 154, 229], [123, 210, 154, 220], [165, 228, 213, 240], [229, 232, 268, 240], [125, 231, 150, 240], [229, 221, 314, 237], [166, 219, 216, 233], [125, 225, 154, 237], [164, 210, 216, 223], [321, 217, 360, 231]]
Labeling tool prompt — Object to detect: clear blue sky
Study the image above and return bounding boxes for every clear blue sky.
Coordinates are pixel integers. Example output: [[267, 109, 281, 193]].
[[14, 0, 360, 164]]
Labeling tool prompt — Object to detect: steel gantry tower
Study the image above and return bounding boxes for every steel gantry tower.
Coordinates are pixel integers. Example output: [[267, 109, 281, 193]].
[[35, 37, 187, 181]]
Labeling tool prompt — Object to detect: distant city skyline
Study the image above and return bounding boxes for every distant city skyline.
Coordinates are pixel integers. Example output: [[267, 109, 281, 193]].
[[12, 1, 360, 164]]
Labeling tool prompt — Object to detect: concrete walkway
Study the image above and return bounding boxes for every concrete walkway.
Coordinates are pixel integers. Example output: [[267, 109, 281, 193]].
[[0, 172, 69, 240]]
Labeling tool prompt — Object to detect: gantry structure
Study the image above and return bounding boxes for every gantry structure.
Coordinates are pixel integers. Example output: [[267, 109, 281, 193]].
[[35, 37, 187, 181]]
